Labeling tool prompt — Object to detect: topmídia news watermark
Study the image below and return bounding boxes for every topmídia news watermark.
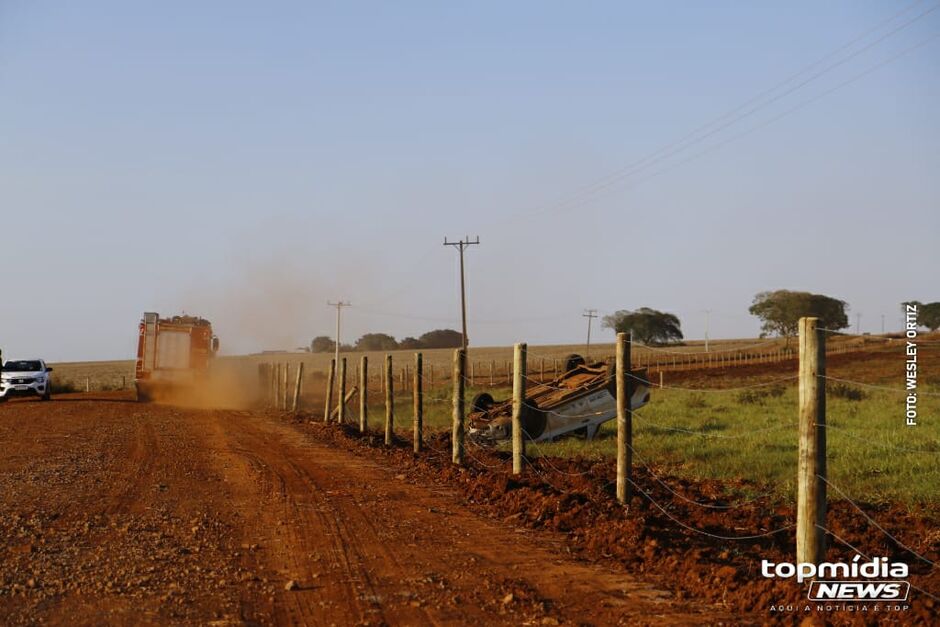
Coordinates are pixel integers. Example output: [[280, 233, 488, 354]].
[[905, 304, 918, 427]]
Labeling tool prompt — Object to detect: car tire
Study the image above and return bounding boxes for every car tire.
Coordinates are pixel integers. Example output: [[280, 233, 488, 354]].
[[40, 392, 51, 402], [564, 354, 585, 373], [469, 392, 494, 413], [521, 404, 547, 440]]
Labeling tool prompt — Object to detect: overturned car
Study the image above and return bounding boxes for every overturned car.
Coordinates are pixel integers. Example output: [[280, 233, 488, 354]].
[[469, 354, 651, 443]]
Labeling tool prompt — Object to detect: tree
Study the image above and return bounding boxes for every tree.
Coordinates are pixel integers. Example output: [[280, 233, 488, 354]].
[[418, 329, 463, 349], [310, 336, 335, 353], [355, 333, 399, 351], [749, 290, 848, 345], [601, 308, 683, 346], [398, 337, 422, 349], [922, 303, 940, 331], [905, 301, 940, 331]]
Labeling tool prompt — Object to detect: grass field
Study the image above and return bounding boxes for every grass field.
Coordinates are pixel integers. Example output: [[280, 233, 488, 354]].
[[367, 378, 939, 506], [357, 338, 940, 507]]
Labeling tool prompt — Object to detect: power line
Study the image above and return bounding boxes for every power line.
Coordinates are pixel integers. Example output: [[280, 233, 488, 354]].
[[498, 0, 940, 224], [534, 28, 940, 223], [307, 7, 940, 336]]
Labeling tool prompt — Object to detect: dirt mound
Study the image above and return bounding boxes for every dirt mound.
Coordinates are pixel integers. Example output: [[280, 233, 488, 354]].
[[296, 417, 939, 625]]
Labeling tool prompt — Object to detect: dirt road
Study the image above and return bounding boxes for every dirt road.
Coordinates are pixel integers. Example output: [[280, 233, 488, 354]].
[[0, 393, 724, 626]]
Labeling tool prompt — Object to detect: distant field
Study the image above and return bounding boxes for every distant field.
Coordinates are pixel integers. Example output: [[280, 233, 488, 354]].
[[48, 360, 135, 393], [50, 334, 864, 392]]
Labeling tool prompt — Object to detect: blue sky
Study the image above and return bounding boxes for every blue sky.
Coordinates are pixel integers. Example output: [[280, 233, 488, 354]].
[[1, 1, 938, 361]]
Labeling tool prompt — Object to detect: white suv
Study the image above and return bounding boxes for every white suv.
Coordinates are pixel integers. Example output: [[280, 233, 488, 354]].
[[0, 359, 53, 402]]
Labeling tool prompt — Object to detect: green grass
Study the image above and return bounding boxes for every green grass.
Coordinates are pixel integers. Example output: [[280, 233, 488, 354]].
[[373, 381, 940, 506], [365, 384, 510, 432]]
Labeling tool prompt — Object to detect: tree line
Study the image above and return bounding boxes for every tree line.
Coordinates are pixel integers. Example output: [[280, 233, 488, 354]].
[[308, 329, 463, 353], [602, 290, 940, 347], [307, 292, 939, 352]]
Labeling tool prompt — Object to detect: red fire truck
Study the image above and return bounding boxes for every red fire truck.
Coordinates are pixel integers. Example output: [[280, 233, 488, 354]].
[[134, 312, 219, 402]]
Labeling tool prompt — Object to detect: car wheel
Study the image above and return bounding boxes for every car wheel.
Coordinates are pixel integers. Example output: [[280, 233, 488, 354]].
[[521, 404, 547, 440], [41, 392, 51, 401], [564, 354, 585, 373], [469, 392, 494, 413]]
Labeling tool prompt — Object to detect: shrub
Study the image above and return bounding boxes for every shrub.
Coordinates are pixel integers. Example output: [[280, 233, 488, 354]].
[[736, 389, 765, 405], [737, 384, 788, 405], [829, 383, 866, 401]]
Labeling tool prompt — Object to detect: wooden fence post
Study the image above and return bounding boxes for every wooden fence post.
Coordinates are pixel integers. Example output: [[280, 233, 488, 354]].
[[359, 356, 368, 433], [470, 361, 475, 386], [291, 362, 304, 412], [413, 353, 423, 453], [797, 317, 826, 567], [616, 332, 633, 504], [324, 359, 335, 423], [512, 343, 527, 475], [283, 363, 290, 410], [539, 357, 545, 382], [274, 364, 281, 409], [338, 358, 347, 424], [270, 363, 277, 408], [489, 360, 495, 386], [452, 348, 466, 465], [385, 355, 394, 445]]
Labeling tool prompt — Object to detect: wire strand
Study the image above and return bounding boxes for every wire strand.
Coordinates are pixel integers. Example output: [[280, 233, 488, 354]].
[[821, 524, 940, 603], [818, 475, 936, 567]]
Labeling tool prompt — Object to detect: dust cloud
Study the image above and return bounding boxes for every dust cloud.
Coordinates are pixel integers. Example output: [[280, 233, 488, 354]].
[[144, 360, 262, 410], [175, 249, 375, 356]]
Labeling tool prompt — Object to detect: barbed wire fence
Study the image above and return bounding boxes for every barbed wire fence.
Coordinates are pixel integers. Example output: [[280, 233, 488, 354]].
[[256, 318, 938, 603]]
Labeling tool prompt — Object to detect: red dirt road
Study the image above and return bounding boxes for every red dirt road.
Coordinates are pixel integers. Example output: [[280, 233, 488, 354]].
[[0, 394, 727, 625]]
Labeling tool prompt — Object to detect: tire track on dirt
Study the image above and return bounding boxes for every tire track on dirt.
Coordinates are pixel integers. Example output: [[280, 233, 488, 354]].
[[204, 411, 725, 626], [221, 424, 405, 625]]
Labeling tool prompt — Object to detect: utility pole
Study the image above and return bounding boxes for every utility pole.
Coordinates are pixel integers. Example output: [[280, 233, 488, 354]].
[[855, 312, 861, 335], [327, 301, 351, 400], [881, 314, 885, 335], [704, 309, 711, 353], [443, 236, 480, 351], [582, 309, 598, 359]]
